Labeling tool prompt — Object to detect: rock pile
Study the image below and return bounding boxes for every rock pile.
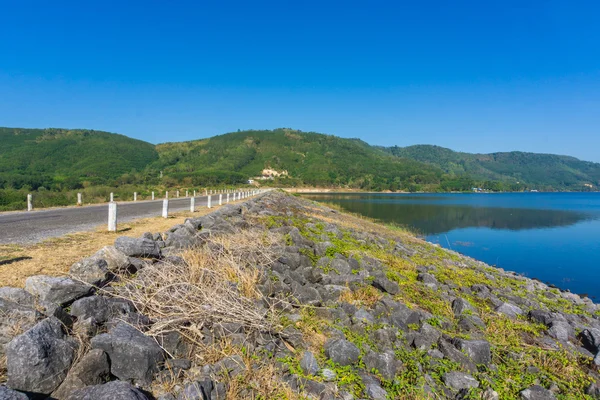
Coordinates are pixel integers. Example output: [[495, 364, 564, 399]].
[[0, 191, 599, 399]]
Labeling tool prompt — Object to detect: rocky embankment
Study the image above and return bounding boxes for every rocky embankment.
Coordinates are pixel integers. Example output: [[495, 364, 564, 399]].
[[1, 191, 600, 399]]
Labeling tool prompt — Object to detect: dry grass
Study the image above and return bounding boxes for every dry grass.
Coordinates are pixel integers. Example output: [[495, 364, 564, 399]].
[[0, 208, 220, 288], [339, 285, 383, 307], [113, 228, 285, 349]]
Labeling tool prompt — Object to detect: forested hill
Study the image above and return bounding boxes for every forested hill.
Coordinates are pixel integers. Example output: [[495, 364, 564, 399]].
[[384, 144, 600, 191], [1, 126, 599, 193], [0, 127, 158, 190], [154, 129, 443, 190]]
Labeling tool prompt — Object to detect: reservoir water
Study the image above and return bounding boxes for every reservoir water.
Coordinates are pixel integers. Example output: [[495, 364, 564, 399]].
[[301, 192, 600, 299]]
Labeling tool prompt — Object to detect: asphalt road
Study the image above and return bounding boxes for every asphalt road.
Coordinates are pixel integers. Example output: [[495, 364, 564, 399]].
[[0, 195, 217, 245]]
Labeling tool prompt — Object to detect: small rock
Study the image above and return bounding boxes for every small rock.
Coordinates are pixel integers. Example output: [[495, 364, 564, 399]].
[[69, 257, 111, 286], [495, 302, 524, 319], [0, 386, 29, 400], [412, 323, 441, 350], [362, 351, 401, 381], [365, 383, 388, 400], [91, 246, 131, 271], [322, 368, 337, 382], [300, 351, 319, 375], [443, 371, 479, 391], [114, 236, 161, 258], [454, 339, 491, 366], [371, 275, 400, 295], [52, 349, 110, 399], [66, 381, 149, 400], [520, 385, 557, 400], [452, 298, 477, 317]]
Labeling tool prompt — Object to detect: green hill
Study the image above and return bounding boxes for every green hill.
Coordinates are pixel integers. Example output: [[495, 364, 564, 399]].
[[385, 144, 600, 191], [153, 129, 444, 190], [0, 127, 159, 190]]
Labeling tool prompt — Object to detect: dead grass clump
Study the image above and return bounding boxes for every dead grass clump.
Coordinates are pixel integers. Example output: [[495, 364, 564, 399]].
[[0, 354, 6, 384], [226, 359, 300, 400], [114, 227, 284, 347], [339, 285, 383, 307]]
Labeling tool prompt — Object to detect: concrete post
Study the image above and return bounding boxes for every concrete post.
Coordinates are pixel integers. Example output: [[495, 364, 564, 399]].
[[208, 195, 212, 208], [226, 193, 230, 203], [166, 191, 169, 199], [210, 189, 213, 195], [162, 199, 169, 218], [176, 190, 179, 198], [108, 202, 117, 232], [77, 193, 82, 206], [205, 189, 208, 196], [27, 194, 32, 211], [110, 192, 114, 202], [193, 190, 196, 197], [190, 197, 195, 212], [134, 192, 137, 202], [152, 191, 155, 200], [219, 193, 222, 206], [185, 190, 188, 197]]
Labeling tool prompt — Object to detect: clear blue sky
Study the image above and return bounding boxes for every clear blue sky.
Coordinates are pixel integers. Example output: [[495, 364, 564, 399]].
[[1, 1, 599, 160]]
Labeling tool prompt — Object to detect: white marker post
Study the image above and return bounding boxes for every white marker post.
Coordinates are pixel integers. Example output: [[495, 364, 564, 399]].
[[176, 190, 179, 198], [77, 193, 82, 206], [204, 189, 208, 196], [152, 191, 155, 200], [166, 191, 169, 199], [207, 195, 212, 208], [219, 193, 222, 206], [134, 192, 137, 202], [185, 190, 188, 197], [190, 197, 195, 212], [27, 194, 32, 211], [226, 193, 230, 203], [162, 199, 169, 218], [193, 190, 196, 197], [110, 192, 114, 202], [108, 202, 117, 232]]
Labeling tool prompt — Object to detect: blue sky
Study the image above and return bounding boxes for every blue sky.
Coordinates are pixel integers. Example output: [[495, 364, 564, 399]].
[[1, 1, 599, 161]]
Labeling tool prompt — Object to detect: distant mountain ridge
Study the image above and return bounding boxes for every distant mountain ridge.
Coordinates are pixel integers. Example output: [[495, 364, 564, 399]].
[[0, 126, 598, 192], [383, 144, 600, 190]]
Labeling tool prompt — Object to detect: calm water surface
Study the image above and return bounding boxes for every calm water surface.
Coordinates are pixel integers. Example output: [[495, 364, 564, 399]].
[[301, 193, 600, 299]]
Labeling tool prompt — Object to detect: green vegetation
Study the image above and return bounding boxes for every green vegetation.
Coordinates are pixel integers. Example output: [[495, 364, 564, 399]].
[[385, 144, 600, 191], [2, 126, 599, 210]]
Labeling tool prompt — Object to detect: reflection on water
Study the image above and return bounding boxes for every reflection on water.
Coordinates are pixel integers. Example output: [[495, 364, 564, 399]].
[[302, 192, 600, 298], [302, 193, 595, 235]]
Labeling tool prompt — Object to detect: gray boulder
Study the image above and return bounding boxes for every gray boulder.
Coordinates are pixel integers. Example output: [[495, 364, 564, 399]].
[[412, 323, 441, 350], [66, 381, 149, 400], [0, 288, 35, 307], [362, 351, 401, 381], [371, 275, 400, 295], [92, 246, 131, 271], [24, 275, 91, 306], [452, 298, 477, 317], [437, 339, 477, 373], [69, 296, 110, 323], [520, 385, 557, 399], [324, 339, 360, 366], [177, 380, 213, 400], [6, 317, 77, 394], [70, 257, 111, 286], [300, 351, 319, 375], [91, 322, 164, 385], [52, 349, 110, 399], [0, 298, 40, 352], [495, 302, 524, 318], [365, 383, 388, 400], [0, 386, 29, 400], [443, 371, 479, 391], [579, 328, 600, 354], [454, 339, 491, 366], [114, 237, 161, 258]]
